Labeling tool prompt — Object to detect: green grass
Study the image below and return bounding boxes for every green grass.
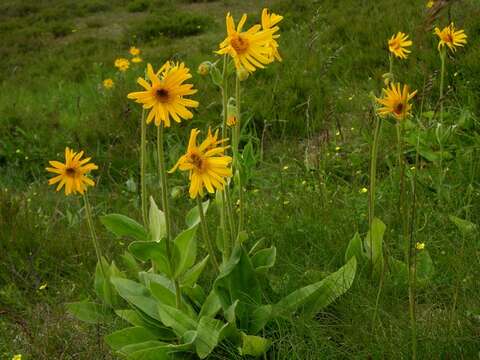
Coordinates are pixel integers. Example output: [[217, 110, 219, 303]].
[[1, 0, 479, 358]]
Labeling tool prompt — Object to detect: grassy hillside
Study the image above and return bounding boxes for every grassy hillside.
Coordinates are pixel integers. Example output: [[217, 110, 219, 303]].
[[1, 0, 479, 358]]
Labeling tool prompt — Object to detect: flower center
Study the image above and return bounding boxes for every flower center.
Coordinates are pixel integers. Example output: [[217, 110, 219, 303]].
[[156, 88, 170, 103], [394, 102, 404, 115], [190, 153, 204, 171], [445, 33, 454, 43], [231, 35, 249, 55], [390, 39, 401, 50], [65, 167, 77, 177]]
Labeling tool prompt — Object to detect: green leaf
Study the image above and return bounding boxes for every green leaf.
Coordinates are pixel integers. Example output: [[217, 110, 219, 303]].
[[389, 257, 408, 288], [239, 333, 271, 357], [129, 241, 171, 276], [199, 290, 221, 318], [121, 251, 142, 280], [157, 303, 197, 336], [449, 215, 478, 236], [127, 346, 171, 360], [185, 200, 209, 228], [345, 232, 363, 263], [249, 305, 273, 334], [66, 301, 110, 324], [149, 282, 176, 308], [214, 244, 262, 332], [182, 284, 206, 308], [117, 341, 166, 356], [101, 214, 148, 241], [114, 310, 177, 340], [149, 197, 167, 242], [105, 326, 158, 351], [364, 217, 386, 275], [251, 246, 276, 273], [173, 226, 198, 277], [275, 257, 357, 319], [195, 316, 229, 359], [180, 255, 209, 287], [416, 250, 435, 284], [111, 277, 161, 321]]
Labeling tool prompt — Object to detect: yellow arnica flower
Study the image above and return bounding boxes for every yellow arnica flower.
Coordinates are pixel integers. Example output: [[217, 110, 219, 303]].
[[114, 58, 130, 72], [434, 23, 467, 52], [132, 56, 143, 63], [127, 62, 199, 127], [426, 0, 435, 8], [416, 242, 425, 250], [103, 78, 114, 89], [46, 147, 98, 196], [129, 46, 141, 56], [376, 82, 417, 120], [388, 32, 412, 59], [170, 128, 232, 199], [216, 13, 275, 73], [261, 8, 283, 62]]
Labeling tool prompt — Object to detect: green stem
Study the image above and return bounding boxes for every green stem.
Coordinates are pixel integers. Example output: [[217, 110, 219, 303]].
[[439, 49, 446, 123], [140, 109, 148, 226], [369, 117, 382, 244], [83, 194, 105, 275], [235, 75, 245, 234], [197, 197, 219, 271], [156, 125, 181, 309], [389, 53, 394, 79]]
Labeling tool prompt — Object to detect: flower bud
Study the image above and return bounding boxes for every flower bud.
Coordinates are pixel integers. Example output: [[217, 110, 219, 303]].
[[227, 103, 238, 126], [236, 67, 249, 81], [197, 61, 211, 76]]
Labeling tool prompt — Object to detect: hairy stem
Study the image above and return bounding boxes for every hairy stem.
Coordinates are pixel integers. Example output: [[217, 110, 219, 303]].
[[197, 197, 219, 271]]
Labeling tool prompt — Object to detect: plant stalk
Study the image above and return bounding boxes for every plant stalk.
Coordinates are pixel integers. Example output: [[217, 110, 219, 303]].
[[140, 109, 148, 226], [197, 197, 219, 271], [235, 75, 245, 234], [83, 194, 105, 275], [156, 125, 182, 309]]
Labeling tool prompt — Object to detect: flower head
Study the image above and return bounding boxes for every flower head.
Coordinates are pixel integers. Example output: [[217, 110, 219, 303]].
[[103, 78, 114, 89], [170, 129, 232, 199], [127, 62, 199, 127], [416, 242, 425, 250], [114, 58, 130, 72], [46, 147, 98, 196], [376, 82, 417, 120], [388, 32, 412, 59], [197, 62, 211, 76], [129, 46, 141, 56], [261, 8, 283, 62], [435, 23, 467, 52], [216, 13, 276, 73], [132, 56, 143, 63]]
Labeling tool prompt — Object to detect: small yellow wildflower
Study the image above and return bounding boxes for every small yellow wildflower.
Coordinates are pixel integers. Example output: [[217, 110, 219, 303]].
[[39, 283, 48, 290], [282, 165, 289, 170], [103, 78, 114, 89], [170, 129, 232, 199], [360, 187, 368, 194], [426, 0, 435, 8], [129, 46, 141, 56], [114, 58, 130, 72], [388, 32, 412, 59], [46, 148, 98, 196], [434, 23, 467, 52], [131, 56, 143, 63], [376, 82, 417, 121], [335, 146, 341, 151], [12, 354, 22, 360], [127, 62, 199, 127], [416, 242, 425, 250]]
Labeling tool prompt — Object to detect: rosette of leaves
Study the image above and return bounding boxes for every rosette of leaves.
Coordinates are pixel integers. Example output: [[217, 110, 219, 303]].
[[68, 198, 357, 359]]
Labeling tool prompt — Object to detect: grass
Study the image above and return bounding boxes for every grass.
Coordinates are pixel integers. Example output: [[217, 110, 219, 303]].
[[1, 0, 479, 358]]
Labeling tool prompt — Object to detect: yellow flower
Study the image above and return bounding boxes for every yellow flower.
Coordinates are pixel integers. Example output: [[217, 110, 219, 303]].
[[127, 62, 199, 127], [426, 0, 435, 8], [434, 23, 467, 52], [114, 58, 130, 72], [46, 147, 98, 196], [129, 46, 141, 56], [360, 187, 368, 193], [103, 78, 114, 89], [170, 129, 232, 199], [376, 82, 417, 120], [132, 56, 143, 63], [39, 283, 48, 290], [12, 355, 22, 360], [416, 242, 425, 250], [261, 8, 283, 62], [216, 13, 275, 73], [388, 32, 412, 59]]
